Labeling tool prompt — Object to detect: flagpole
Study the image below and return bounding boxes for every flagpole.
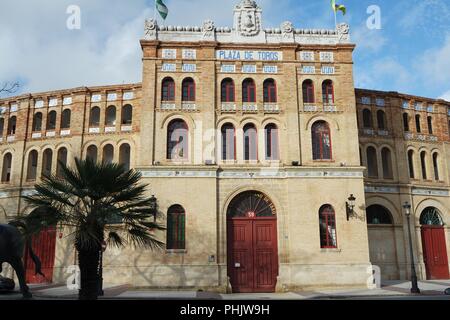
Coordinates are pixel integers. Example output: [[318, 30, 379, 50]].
[[334, 10, 337, 29], [154, 0, 157, 23]]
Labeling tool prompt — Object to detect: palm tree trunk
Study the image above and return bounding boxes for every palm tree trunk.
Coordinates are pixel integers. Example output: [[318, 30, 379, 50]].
[[77, 246, 100, 300]]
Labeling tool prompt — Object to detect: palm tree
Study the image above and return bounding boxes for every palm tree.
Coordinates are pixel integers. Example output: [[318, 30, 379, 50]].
[[14, 158, 165, 300]]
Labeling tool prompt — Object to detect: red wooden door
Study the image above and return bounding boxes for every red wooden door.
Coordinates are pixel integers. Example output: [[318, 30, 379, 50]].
[[24, 227, 57, 284], [227, 217, 278, 293], [421, 226, 450, 280]]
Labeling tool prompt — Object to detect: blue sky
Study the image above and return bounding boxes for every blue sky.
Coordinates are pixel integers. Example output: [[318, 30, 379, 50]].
[[0, 0, 449, 101]]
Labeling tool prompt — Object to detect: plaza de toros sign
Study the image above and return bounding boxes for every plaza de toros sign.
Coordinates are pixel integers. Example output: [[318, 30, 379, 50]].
[[216, 50, 283, 61]]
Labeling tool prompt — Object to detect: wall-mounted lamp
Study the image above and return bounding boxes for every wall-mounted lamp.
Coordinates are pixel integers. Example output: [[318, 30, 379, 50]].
[[346, 194, 356, 221]]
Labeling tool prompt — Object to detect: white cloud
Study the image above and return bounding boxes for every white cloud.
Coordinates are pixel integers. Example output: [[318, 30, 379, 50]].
[[352, 24, 387, 54], [440, 90, 450, 102], [416, 35, 450, 85], [1, 0, 280, 95], [355, 57, 411, 92]]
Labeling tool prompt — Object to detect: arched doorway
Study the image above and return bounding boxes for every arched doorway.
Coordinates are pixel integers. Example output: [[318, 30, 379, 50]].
[[366, 205, 399, 280], [23, 209, 57, 284], [226, 191, 278, 293], [420, 207, 449, 279]]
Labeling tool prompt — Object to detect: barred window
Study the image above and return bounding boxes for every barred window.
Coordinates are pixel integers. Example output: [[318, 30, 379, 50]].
[[319, 205, 337, 248], [167, 205, 186, 250]]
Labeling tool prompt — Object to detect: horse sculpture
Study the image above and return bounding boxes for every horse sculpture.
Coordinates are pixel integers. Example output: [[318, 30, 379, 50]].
[[0, 223, 44, 299]]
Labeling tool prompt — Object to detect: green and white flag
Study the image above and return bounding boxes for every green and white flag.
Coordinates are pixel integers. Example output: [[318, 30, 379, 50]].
[[331, 0, 346, 15], [156, 0, 169, 20]]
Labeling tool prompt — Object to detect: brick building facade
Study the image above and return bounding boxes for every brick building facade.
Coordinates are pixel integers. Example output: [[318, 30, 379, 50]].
[[0, 1, 448, 292]]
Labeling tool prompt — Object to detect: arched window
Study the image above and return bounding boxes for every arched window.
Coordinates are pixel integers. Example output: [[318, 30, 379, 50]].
[[319, 205, 337, 248], [26, 150, 38, 181], [1, 153, 12, 182], [121, 105, 133, 125], [265, 124, 279, 160], [221, 78, 235, 102], [47, 111, 57, 130], [242, 78, 256, 103], [243, 123, 257, 161], [408, 150, 415, 179], [322, 80, 334, 104], [162, 77, 175, 101], [427, 116, 433, 134], [119, 144, 131, 171], [263, 79, 277, 103], [0, 118, 4, 136], [182, 78, 195, 102], [102, 144, 114, 164], [381, 148, 393, 179], [7, 116, 16, 135], [367, 146, 378, 178], [86, 145, 98, 163], [105, 106, 116, 126], [41, 149, 53, 177], [311, 121, 332, 160], [302, 80, 315, 103], [415, 114, 421, 133], [221, 123, 235, 161], [167, 119, 188, 160], [362, 109, 372, 128], [403, 113, 409, 132], [167, 205, 185, 250], [32, 113, 43, 132], [420, 207, 443, 226], [89, 107, 100, 127], [61, 109, 71, 129], [432, 153, 439, 181], [420, 151, 427, 180], [56, 147, 67, 178], [377, 110, 386, 130], [366, 205, 393, 224]]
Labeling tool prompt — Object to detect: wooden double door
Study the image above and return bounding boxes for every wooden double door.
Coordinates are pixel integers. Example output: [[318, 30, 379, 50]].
[[421, 226, 450, 280], [227, 217, 278, 293], [24, 227, 57, 284]]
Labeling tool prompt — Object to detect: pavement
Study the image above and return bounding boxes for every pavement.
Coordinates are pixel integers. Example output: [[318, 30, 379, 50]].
[[0, 280, 449, 300]]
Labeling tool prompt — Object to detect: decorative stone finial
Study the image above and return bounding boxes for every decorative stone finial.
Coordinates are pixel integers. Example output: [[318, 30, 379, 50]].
[[202, 20, 215, 40], [144, 19, 157, 39], [337, 23, 350, 42], [240, 0, 257, 8]]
